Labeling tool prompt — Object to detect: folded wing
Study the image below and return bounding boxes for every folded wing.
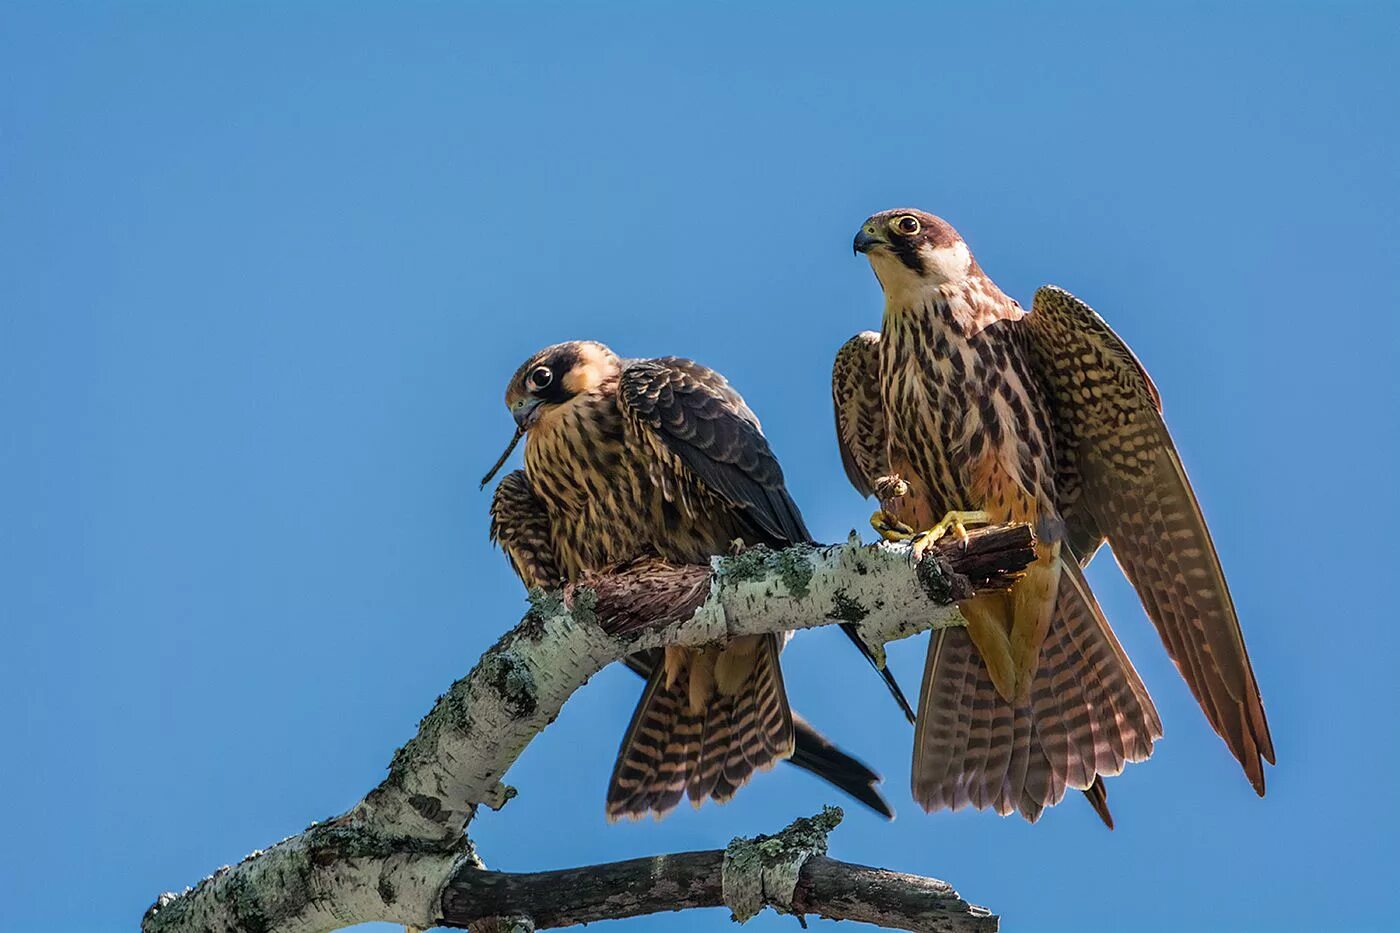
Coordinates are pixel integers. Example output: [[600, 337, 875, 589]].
[[832, 331, 887, 497], [619, 357, 809, 546]]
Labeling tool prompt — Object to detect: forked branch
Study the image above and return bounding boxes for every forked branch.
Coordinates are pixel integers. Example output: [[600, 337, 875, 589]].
[[142, 526, 1033, 933]]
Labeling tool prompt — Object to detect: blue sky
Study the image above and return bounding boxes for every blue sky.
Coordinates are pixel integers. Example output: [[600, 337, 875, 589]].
[[3, 4, 1398, 931]]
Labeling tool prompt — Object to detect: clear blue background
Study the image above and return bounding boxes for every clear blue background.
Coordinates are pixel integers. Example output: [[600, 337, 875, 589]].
[[4, 4, 1397, 931]]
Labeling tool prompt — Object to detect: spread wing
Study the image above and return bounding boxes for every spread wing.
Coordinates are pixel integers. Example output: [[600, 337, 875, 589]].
[[832, 331, 886, 497], [1025, 285, 1274, 792], [488, 469, 563, 590], [618, 357, 810, 546]]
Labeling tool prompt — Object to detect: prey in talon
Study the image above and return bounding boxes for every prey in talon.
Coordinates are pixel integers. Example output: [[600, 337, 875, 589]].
[[869, 475, 914, 542], [867, 475, 985, 560], [834, 208, 1272, 826]]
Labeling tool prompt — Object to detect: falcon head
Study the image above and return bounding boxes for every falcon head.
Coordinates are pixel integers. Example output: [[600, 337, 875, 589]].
[[481, 340, 621, 488], [853, 209, 975, 294], [504, 340, 621, 428]]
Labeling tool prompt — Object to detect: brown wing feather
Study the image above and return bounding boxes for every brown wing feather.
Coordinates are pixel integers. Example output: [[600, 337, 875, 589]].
[[624, 354, 917, 723], [488, 470, 563, 589], [1026, 285, 1273, 792], [618, 357, 810, 546], [832, 331, 887, 497]]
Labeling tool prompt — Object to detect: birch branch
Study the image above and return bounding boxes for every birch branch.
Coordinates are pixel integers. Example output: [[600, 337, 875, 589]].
[[142, 525, 1033, 933]]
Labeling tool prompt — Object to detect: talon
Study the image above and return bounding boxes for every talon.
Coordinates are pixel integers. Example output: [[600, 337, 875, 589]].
[[908, 510, 991, 562], [870, 509, 915, 542], [728, 537, 747, 556]]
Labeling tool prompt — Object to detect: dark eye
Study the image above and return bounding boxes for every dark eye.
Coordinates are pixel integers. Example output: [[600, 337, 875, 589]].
[[528, 366, 553, 391], [895, 215, 921, 236]]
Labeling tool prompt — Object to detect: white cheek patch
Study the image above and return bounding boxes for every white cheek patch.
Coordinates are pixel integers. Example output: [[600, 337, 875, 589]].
[[867, 238, 973, 308], [919, 240, 972, 284]]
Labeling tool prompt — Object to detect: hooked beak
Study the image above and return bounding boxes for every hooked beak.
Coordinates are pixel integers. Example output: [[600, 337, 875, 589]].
[[479, 398, 544, 490], [512, 396, 543, 430], [853, 228, 884, 256]]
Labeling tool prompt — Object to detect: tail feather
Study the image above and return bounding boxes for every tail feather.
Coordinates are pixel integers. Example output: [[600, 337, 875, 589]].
[[1082, 776, 1114, 829], [912, 557, 1162, 823], [976, 692, 1015, 814], [996, 701, 1034, 818], [754, 642, 794, 762], [606, 672, 690, 818], [1028, 637, 1076, 794], [912, 629, 980, 813], [840, 622, 917, 724], [607, 635, 793, 821], [720, 679, 760, 796], [787, 714, 894, 819], [621, 650, 894, 818], [687, 695, 732, 805], [1060, 560, 1162, 764]]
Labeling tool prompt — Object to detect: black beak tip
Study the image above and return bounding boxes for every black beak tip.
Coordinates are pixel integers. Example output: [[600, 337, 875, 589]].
[[853, 230, 880, 255]]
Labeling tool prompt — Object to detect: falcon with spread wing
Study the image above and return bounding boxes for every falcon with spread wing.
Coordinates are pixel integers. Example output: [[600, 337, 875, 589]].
[[836, 209, 1273, 823], [483, 340, 912, 820]]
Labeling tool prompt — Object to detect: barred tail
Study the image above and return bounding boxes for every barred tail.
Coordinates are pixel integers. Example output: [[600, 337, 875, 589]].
[[606, 635, 794, 821], [911, 557, 1161, 823]]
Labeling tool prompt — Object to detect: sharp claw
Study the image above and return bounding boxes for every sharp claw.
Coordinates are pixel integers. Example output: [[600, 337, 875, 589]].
[[906, 511, 990, 562], [869, 509, 914, 543]]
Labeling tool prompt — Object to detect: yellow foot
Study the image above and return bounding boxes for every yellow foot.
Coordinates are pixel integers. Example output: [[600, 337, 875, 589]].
[[870, 509, 915, 542], [909, 510, 991, 562]]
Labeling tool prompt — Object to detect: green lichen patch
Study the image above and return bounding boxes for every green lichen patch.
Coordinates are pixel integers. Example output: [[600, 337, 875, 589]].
[[716, 545, 773, 583], [568, 586, 598, 627], [525, 587, 564, 619], [716, 544, 815, 599], [829, 588, 869, 624], [773, 547, 813, 599], [723, 806, 844, 922], [915, 554, 956, 604], [518, 587, 568, 640], [478, 652, 538, 719]]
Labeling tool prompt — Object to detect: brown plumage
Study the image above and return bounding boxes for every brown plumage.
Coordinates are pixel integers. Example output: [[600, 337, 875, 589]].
[[837, 209, 1272, 823], [488, 468, 897, 818], [485, 341, 909, 820]]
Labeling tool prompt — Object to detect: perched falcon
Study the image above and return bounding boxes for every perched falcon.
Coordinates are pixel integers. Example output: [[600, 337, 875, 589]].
[[482, 340, 913, 820], [488, 468, 896, 818], [835, 209, 1273, 823]]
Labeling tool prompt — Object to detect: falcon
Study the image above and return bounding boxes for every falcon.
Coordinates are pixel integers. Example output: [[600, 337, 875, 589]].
[[835, 209, 1273, 823], [482, 340, 913, 820], [489, 468, 896, 818]]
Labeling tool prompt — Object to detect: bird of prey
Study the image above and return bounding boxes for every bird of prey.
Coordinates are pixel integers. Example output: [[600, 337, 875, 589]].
[[835, 209, 1273, 824], [489, 468, 895, 818], [482, 340, 913, 820]]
